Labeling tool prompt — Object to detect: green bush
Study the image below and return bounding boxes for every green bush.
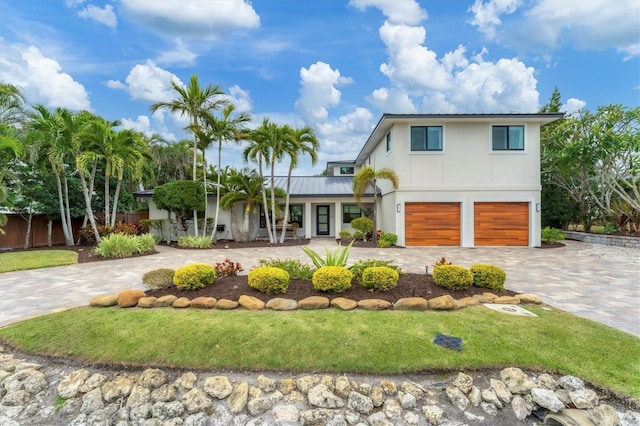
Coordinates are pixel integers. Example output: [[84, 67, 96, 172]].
[[248, 266, 290, 295], [470, 264, 507, 291], [173, 263, 217, 290], [142, 269, 175, 289], [338, 230, 351, 239], [360, 266, 399, 291], [178, 235, 213, 249], [259, 258, 314, 280], [432, 265, 473, 290], [93, 233, 156, 258], [351, 217, 373, 240], [350, 259, 403, 284], [541, 227, 565, 244], [312, 266, 352, 293], [353, 230, 364, 240], [378, 233, 397, 247]]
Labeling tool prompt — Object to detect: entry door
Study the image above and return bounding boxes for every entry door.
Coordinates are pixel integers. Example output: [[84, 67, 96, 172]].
[[316, 205, 330, 235]]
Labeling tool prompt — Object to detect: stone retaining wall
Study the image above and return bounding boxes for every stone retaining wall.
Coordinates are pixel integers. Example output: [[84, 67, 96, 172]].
[[564, 231, 640, 248]]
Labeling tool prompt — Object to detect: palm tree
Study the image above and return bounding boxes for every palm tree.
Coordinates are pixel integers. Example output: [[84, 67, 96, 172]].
[[0, 83, 26, 127], [352, 166, 399, 244], [278, 125, 319, 243], [150, 73, 228, 236], [243, 119, 287, 244], [0, 132, 23, 233], [201, 104, 251, 240]]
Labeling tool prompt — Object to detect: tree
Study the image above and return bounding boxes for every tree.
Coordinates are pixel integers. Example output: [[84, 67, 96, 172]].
[[352, 166, 399, 244], [0, 82, 26, 126], [151, 74, 228, 237], [201, 104, 251, 240], [0, 128, 23, 233], [149, 139, 193, 186], [152, 180, 205, 239], [278, 125, 318, 243]]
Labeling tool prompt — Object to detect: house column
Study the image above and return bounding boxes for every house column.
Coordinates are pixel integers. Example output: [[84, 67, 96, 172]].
[[334, 201, 342, 239], [304, 201, 312, 239]]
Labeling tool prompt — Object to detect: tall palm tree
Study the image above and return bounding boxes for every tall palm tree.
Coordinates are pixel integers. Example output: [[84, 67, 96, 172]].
[[0, 132, 23, 233], [243, 119, 287, 244], [353, 166, 399, 244], [202, 104, 251, 240], [150, 73, 228, 236], [0, 83, 26, 127], [278, 125, 319, 242]]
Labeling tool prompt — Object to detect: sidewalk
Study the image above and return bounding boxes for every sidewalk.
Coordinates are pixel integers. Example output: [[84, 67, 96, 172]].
[[1, 239, 638, 337]]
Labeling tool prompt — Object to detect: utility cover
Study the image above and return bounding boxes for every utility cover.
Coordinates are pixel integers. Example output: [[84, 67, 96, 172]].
[[433, 334, 462, 351]]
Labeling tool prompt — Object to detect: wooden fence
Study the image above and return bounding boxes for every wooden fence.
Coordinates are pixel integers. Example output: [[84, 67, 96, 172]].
[[0, 212, 149, 250]]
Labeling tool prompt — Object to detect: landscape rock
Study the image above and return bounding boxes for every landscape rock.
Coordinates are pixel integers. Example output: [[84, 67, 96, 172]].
[[400, 381, 425, 399], [347, 391, 374, 414], [257, 374, 276, 392], [137, 296, 157, 308], [468, 385, 482, 407], [511, 395, 531, 420], [518, 294, 543, 304], [238, 295, 265, 310], [101, 375, 133, 401], [500, 367, 535, 394], [126, 384, 151, 408], [181, 388, 212, 414], [453, 372, 474, 393], [265, 298, 298, 311], [394, 297, 429, 310], [139, 368, 168, 389], [154, 295, 177, 307], [90, 294, 118, 307], [427, 295, 456, 310], [151, 384, 176, 402], [228, 382, 249, 414], [570, 388, 600, 409], [490, 378, 513, 404], [531, 387, 565, 412], [330, 297, 357, 310], [174, 372, 197, 392], [422, 404, 444, 424], [298, 296, 330, 309], [190, 297, 217, 309], [357, 299, 392, 310], [493, 295, 521, 304], [81, 387, 104, 413], [297, 375, 320, 393], [445, 387, 469, 411], [589, 404, 620, 426], [456, 296, 480, 307], [272, 404, 299, 423], [172, 297, 191, 308], [78, 373, 107, 393], [481, 388, 503, 408], [247, 396, 272, 416], [307, 384, 344, 408], [481, 401, 498, 416], [536, 373, 558, 390], [558, 375, 585, 391], [117, 289, 146, 308], [383, 398, 402, 420], [204, 375, 233, 399], [58, 369, 90, 399], [215, 299, 239, 309]]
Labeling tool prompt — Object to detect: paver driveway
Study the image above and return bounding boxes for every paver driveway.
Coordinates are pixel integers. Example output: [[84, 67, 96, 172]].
[[1, 239, 638, 337]]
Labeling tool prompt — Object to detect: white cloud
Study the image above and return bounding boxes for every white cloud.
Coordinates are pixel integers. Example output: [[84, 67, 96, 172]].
[[349, 0, 427, 25], [315, 108, 375, 164], [561, 98, 586, 116], [467, 0, 521, 39], [108, 60, 180, 103], [120, 113, 176, 141], [78, 4, 117, 28], [294, 61, 353, 124], [0, 42, 90, 111], [620, 44, 640, 62], [119, 0, 260, 40], [372, 22, 539, 113], [155, 38, 198, 65], [226, 85, 252, 113]]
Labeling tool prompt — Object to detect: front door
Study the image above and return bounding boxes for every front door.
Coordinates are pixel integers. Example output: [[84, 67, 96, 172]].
[[316, 205, 330, 236]]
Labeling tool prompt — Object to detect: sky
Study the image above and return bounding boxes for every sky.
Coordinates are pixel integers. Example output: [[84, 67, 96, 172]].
[[1, 0, 639, 176]]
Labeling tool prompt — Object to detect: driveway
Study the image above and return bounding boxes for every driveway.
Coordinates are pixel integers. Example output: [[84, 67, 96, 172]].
[[1, 239, 638, 337]]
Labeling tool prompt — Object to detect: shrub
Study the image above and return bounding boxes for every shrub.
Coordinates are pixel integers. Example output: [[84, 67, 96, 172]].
[[113, 222, 139, 235], [360, 266, 399, 291], [301, 240, 353, 268], [470, 264, 507, 291], [312, 266, 352, 293], [351, 217, 373, 240], [353, 230, 364, 241], [350, 259, 403, 284], [77, 224, 114, 246], [93, 233, 156, 258], [142, 269, 175, 289], [542, 227, 565, 244], [248, 266, 290, 295], [432, 265, 473, 290], [173, 263, 217, 290], [178, 235, 213, 249], [338, 230, 351, 239], [433, 257, 452, 267], [378, 233, 397, 248], [215, 258, 244, 276], [259, 258, 314, 280]]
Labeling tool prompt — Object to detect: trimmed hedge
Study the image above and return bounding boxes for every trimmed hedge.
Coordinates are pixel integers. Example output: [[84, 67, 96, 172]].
[[470, 264, 506, 291], [432, 265, 473, 290], [248, 267, 290, 295], [173, 263, 217, 290], [360, 266, 399, 291], [312, 266, 352, 293]]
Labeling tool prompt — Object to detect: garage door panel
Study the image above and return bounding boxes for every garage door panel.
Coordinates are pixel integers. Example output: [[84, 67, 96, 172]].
[[405, 202, 460, 246], [474, 202, 529, 246]]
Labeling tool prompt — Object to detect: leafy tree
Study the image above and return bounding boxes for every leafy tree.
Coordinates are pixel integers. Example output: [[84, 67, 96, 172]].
[[0, 82, 26, 126], [151, 74, 228, 237], [149, 138, 193, 185], [0, 127, 24, 233], [352, 166, 399, 244], [152, 180, 205, 236]]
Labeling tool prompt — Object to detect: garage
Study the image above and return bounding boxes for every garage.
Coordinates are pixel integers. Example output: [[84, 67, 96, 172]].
[[474, 202, 529, 246], [404, 202, 461, 246]]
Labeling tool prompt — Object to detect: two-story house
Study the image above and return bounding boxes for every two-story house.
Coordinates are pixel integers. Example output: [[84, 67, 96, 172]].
[[138, 113, 563, 247]]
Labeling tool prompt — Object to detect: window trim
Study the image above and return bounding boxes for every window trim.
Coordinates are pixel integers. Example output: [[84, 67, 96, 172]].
[[410, 125, 443, 152], [386, 131, 391, 152], [342, 204, 362, 224], [492, 125, 525, 151], [260, 204, 304, 228]]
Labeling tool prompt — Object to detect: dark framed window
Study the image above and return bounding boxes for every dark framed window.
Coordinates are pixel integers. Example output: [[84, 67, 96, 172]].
[[492, 125, 524, 150], [343, 204, 362, 224], [340, 166, 354, 175], [411, 126, 443, 151], [386, 132, 391, 152], [260, 204, 303, 228]]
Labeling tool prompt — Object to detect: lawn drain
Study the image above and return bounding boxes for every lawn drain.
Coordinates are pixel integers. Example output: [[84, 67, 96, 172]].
[[433, 334, 462, 351]]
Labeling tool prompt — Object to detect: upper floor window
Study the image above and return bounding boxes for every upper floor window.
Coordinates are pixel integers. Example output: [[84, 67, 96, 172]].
[[340, 166, 354, 175], [386, 132, 391, 152], [411, 126, 442, 151], [492, 126, 524, 150]]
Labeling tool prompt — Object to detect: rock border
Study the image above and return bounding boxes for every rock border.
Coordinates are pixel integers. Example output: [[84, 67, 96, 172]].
[[90, 290, 544, 311]]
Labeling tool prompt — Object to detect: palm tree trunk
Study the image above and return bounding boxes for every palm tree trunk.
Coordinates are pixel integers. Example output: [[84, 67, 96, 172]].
[[258, 154, 274, 243], [62, 174, 74, 246], [210, 141, 222, 240], [82, 162, 98, 229], [23, 210, 33, 249], [192, 127, 199, 237], [110, 174, 123, 227], [242, 203, 250, 242], [279, 164, 294, 243], [79, 172, 101, 243], [47, 218, 52, 247], [201, 154, 208, 237], [54, 172, 73, 246], [104, 161, 111, 227], [372, 178, 378, 245], [269, 160, 278, 244]]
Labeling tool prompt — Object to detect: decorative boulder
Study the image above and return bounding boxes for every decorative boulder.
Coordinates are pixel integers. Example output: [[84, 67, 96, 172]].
[[298, 296, 330, 310], [427, 295, 456, 310], [137, 297, 157, 308], [265, 298, 298, 311], [393, 297, 428, 311], [172, 297, 191, 308], [191, 297, 217, 309], [216, 299, 239, 310], [90, 294, 118, 307], [117, 290, 146, 308], [155, 295, 177, 307], [357, 299, 392, 310], [331, 297, 357, 310], [238, 295, 265, 310]]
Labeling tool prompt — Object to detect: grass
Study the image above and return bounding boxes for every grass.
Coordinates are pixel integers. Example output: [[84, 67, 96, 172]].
[[0, 250, 78, 272], [0, 306, 638, 398]]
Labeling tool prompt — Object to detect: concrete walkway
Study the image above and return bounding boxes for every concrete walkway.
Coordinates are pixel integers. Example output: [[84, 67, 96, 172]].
[[1, 239, 639, 337]]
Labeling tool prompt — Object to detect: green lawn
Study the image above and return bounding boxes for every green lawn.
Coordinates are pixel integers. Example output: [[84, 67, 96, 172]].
[[1, 306, 638, 398], [0, 250, 78, 272]]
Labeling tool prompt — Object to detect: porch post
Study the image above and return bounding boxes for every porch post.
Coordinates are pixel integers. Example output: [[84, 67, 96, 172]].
[[304, 201, 312, 239], [334, 201, 342, 239]]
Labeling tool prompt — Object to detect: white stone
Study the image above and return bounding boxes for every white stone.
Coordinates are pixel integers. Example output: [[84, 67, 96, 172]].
[[367, 411, 393, 425], [151, 401, 185, 419], [308, 384, 344, 408], [204, 375, 233, 399], [383, 398, 402, 420], [453, 372, 474, 393], [175, 372, 198, 391], [570, 388, 599, 409], [400, 381, 424, 399], [257, 374, 276, 392], [79, 373, 107, 393], [404, 411, 420, 425], [81, 387, 104, 413], [621, 411, 640, 426], [468, 385, 482, 407], [445, 387, 469, 411], [557, 375, 585, 391], [481, 388, 502, 408], [401, 392, 417, 409], [126, 384, 150, 408], [422, 404, 444, 425], [57, 369, 90, 399], [210, 405, 234, 426], [139, 369, 168, 390], [184, 412, 209, 426], [228, 382, 249, 414], [335, 376, 352, 397], [481, 402, 498, 416], [247, 396, 272, 416], [489, 378, 513, 404], [347, 391, 374, 414], [23, 371, 47, 394], [589, 404, 621, 426], [371, 386, 384, 407], [296, 375, 320, 393], [500, 367, 535, 394], [181, 388, 212, 414], [531, 388, 565, 413], [464, 411, 485, 422], [511, 395, 531, 420], [101, 376, 133, 402], [272, 404, 299, 423], [536, 373, 557, 390]]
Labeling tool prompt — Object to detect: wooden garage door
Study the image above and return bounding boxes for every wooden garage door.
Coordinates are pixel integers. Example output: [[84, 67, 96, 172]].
[[474, 202, 529, 246], [405, 202, 460, 246]]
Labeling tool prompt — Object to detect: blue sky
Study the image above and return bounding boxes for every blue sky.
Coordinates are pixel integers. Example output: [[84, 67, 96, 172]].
[[1, 0, 638, 176]]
